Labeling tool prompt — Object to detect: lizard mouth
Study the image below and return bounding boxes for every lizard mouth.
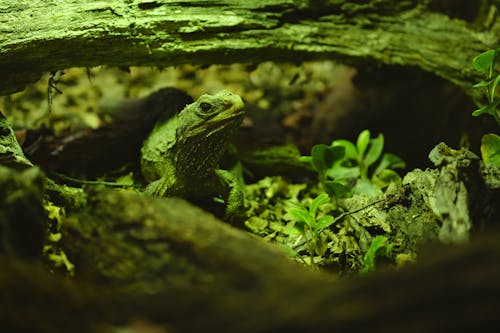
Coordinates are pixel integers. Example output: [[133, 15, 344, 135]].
[[199, 110, 245, 137], [190, 109, 245, 137]]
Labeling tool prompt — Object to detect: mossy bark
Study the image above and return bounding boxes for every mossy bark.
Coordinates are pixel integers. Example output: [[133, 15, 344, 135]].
[[1, 229, 500, 332], [59, 189, 301, 294], [1, 0, 498, 94]]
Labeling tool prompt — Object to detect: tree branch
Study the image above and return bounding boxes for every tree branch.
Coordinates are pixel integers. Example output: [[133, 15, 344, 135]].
[[1, 0, 498, 94]]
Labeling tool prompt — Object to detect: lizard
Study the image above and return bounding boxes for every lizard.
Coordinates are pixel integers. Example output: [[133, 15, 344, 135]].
[[141, 90, 245, 221]]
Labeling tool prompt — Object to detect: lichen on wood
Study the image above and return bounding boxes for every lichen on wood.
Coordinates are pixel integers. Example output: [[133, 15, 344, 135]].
[[1, 0, 498, 94]]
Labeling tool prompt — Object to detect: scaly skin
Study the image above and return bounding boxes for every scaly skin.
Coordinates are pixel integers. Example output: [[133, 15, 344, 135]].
[[141, 90, 245, 219]]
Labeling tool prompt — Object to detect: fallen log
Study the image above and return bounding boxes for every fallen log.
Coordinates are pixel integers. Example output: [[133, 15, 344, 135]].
[[60, 190, 305, 293], [1, 0, 498, 94], [1, 214, 500, 333]]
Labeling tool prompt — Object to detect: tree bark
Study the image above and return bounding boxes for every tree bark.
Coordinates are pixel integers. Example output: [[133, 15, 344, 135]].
[[1, 228, 500, 333], [59, 189, 304, 294], [1, 0, 498, 95]]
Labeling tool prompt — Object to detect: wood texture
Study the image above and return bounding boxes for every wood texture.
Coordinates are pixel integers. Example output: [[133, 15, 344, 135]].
[[1, 222, 500, 333], [1, 0, 498, 94], [60, 190, 304, 293]]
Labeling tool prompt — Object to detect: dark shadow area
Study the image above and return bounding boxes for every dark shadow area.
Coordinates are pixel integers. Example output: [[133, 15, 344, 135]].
[[310, 65, 496, 169]]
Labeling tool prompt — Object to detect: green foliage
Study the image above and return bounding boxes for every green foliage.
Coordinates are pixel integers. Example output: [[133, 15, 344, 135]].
[[302, 130, 405, 197], [43, 200, 75, 276], [472, 48, 500, 168], [288, 193, 335, 268], [472, 48, 500, 126], [360, 235, 394, 274], [481, 133, 500, 166], [308, 144, 346, 183]]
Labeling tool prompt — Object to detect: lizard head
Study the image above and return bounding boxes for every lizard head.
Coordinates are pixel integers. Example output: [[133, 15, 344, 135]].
[[178, 90, 245, 139], [173, 90, 245, 177], [141, 90, 245, 186]]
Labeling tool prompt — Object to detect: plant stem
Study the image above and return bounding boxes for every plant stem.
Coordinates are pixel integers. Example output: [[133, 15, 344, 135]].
[[306, 228, 316, 269]]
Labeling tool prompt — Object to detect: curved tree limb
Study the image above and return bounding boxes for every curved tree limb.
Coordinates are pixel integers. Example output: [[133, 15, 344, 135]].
[[1, 0, 498, 94]]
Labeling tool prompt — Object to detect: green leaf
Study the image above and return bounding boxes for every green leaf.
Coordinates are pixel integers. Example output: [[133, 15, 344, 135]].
[[372, 169, 402, 189], [310, 144, 344, 171], [473, 49, 496, 73], [288, 201, 312, 225], [491, 74, 500, 101], [473, 79, 494, 88], [326, 145, 346, 167], [324, 181, 352, 198], [472, 104, 495, 117], [288, 200, 307, 210], [309, 193, 330, 217], [282, 223, 302, 236], [315, 215, 334, 231], [373, 153, 406, 176], [311, 144, 330, 172], [352, 179, 381, 197], [332, 140, 358, 159], [361, 235, 392, 274], [480, 133, 500, 167], [326, 164, 360, 180], [363, 133, 384, 168], [292, 220, 306, 233], [356, 129, 371, 157], [289, 207, 313, 228], [472, 101, 500, 119]]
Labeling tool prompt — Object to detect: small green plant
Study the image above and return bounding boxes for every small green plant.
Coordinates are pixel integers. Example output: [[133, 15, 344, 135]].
[[287, 193, 335, 268], [472, 48, 500, 167], [301, 130, 405, 197], [472, 48, 500, 126], [481, 133, 500, 166], [360, 235, 394, 274]]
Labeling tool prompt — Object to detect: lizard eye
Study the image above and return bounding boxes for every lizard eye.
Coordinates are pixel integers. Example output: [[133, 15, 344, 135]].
[[199, 102, 213, 113]]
